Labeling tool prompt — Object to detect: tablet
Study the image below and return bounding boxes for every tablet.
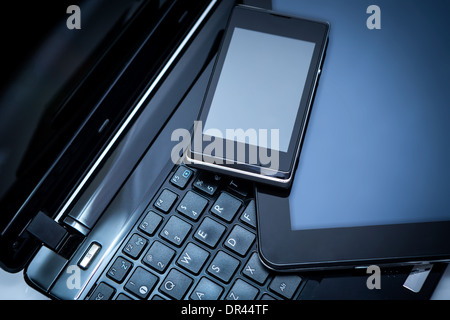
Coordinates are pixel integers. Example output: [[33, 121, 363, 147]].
[[256, 0, 450, 271]]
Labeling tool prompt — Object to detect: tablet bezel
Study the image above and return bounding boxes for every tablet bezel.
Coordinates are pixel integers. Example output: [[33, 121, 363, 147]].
[[256, 185, 450, 271]]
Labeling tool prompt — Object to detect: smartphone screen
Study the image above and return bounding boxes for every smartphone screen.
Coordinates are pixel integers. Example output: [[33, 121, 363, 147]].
[[203, 27, 315, 153]]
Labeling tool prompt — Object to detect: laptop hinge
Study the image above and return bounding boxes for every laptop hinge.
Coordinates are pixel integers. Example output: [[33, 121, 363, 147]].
[[403, 263, 434, 293], [26, 211, 68, 251]]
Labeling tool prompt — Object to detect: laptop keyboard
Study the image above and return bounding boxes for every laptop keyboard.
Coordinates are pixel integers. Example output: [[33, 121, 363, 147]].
[[86, 165, 304, 300]]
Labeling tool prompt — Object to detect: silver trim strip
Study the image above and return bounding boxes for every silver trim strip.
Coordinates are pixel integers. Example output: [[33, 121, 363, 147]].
[[186, 154, 292, 185], [55, 0, 218, 223]]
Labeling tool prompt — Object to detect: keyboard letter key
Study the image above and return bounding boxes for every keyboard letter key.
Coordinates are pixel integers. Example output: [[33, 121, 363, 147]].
[[224, 225, 255, 256], [211, 192, 242, 222]]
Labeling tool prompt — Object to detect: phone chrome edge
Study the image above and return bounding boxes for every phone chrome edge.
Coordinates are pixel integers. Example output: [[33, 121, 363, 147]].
[[185, 152, 293, 189]]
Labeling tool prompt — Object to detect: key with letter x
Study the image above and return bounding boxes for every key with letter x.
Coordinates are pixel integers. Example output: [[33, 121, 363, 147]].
[[242, 252, 270, 285]]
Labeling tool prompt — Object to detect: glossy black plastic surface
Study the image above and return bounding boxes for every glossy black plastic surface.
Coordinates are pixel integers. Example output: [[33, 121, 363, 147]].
[[24, 0, 236, 298], [0, 0, 212, 272]]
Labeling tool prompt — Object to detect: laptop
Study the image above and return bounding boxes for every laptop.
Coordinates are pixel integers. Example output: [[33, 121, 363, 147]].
[[0, 0, 446, 301]]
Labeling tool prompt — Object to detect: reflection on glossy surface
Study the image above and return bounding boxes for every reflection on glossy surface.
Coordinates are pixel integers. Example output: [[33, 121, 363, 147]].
[[272, 0, 450, 229], [0, 1, 154, 201]]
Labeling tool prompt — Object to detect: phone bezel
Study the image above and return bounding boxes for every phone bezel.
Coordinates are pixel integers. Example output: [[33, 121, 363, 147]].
[[187, 5, 329, 187]]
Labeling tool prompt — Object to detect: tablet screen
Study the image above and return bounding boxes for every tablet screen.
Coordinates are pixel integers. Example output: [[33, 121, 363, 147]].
[[280, 0, 450, 230]]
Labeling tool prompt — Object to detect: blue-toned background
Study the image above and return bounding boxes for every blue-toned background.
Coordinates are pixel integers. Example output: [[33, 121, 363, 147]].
[[272, 0, 450, 230]]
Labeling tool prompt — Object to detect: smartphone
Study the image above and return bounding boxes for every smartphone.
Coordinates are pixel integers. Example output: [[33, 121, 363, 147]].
[[186, 5, 329, 188]]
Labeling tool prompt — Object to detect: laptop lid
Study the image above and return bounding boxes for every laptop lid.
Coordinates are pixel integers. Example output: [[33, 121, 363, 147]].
[[0, 0, 213, 272]]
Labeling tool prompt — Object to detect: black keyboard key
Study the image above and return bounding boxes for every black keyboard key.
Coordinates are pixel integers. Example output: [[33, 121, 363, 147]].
[[193, 172, 221, 196], [125, 267, 158, 299], [207, 251, 239, 283], [170, 166, 193, 189], [240, 200, 257, 228], [211, 192, 242, 222], [177, 242, 209, 275], [160, 269, 193, 300], [260, 293, 277, 300], [226, 279, 259, 300], [142, 241, 175, 273], [107, 257, 133, 283], [190, 277, 223, 300], [154, 189, 178, 213], [177, 191, 208, 221], [89, 282, 115, 300], [224, 225, 255, 256], [139, 210, 163, 236], [194, 217, 226, 248], [269, 275, 302, 299], [160, 216, 192, 246], [115, 293, 133, 300], [242, 252, 270, 285], [123, 234, 147, 259]]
